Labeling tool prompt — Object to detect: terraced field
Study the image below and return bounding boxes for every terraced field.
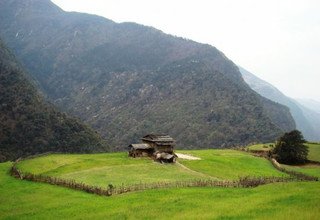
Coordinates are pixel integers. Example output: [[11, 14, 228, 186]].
[[1, 149, 319, 219], [177, 150, 287, 180], [17, 150, 287, 187]]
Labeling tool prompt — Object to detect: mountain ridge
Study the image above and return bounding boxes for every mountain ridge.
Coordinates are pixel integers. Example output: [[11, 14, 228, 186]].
[[0, 0, 296, 148], [240, 66, 320, 141]]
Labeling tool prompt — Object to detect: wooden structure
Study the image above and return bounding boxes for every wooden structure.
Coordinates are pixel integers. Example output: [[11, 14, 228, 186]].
[[128, 144, 153, 158], [128, 134, 177, 163], [154, 152, 177, 163], [141, 134, 175, 154]]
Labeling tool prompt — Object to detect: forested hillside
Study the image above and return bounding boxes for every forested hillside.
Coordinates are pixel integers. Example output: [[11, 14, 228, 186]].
[[0, 39, 107, 162], [0, 0, 295, 148]]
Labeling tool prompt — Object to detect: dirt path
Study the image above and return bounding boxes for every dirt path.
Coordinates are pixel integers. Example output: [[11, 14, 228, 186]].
[[175, 162, 216, 179], [175, 153, 219, 180], [176, 153, 201, 160]]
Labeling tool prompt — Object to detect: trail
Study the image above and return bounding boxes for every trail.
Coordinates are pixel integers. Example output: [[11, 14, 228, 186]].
[[176, 153, 201, 160], [175, 161, 219, 180]]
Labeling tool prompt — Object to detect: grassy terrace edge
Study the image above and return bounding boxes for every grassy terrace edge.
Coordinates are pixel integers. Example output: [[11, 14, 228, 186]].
[[1, 161, 320, 219], [10, 150, 318, 196]]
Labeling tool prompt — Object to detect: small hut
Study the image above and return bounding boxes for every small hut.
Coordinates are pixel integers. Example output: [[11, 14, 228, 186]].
[[141, 134, 175, 154], [128, 144, 154, 158], [128, 134, 177, 163]]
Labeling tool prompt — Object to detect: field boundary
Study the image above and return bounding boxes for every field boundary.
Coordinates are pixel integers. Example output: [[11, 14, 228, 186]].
[[9, 161, 311, 197], [238, 147, 319, 181], [269, 158, 318, 181]]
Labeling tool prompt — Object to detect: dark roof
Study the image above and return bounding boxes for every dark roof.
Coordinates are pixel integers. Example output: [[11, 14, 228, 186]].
[[141, 134, 175, 145], [128, 143, 153, 150]]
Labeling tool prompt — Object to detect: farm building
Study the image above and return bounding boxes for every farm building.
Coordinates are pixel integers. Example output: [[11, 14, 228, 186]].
[[128, 134, 177, 163], [141, 134, 175, 153], [128, 144, 153, 158]]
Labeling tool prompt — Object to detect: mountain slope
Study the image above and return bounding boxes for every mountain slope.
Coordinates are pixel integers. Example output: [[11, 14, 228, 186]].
[[0, 0, 295, 148], [0, 38, 107, 162], [296, 99, 320, 114], [240, 66, 320, 141]]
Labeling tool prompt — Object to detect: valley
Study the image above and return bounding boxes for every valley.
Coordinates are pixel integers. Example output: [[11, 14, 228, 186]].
[[0, 0, 319, 219]]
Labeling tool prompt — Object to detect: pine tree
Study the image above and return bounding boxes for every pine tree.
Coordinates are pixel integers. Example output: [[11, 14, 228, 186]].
[[273, 130, 308, 164]]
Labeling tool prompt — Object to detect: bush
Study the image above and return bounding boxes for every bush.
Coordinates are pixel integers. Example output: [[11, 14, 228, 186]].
[[273, 130, 308, 164]]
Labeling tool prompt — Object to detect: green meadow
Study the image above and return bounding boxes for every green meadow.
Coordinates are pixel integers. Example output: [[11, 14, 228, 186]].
[[17, 152, 213, 187], [17, 150, 287, 187], [1, 148, 320, 219], [306, 142, 320, 162], [1, 162, 320, 219], [178, 150, 287, 180], [246, 143, 274, 151]]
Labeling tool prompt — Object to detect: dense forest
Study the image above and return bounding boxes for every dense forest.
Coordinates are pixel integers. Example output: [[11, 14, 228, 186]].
[[0, 38, 108, 162]]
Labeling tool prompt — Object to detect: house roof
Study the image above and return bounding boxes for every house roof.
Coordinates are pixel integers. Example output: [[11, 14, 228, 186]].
[[141, 134, 175, 145], [128, 143, 153, 150]]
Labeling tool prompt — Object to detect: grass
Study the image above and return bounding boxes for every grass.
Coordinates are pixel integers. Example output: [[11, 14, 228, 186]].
[[281, 164, 320, 178], [246, 143, 274, 151], [1, 162, 320, 219], [17, 153, 214, 187], [178, 150, 288, 180], [306, 142, 320, 162], [17, 150, 288, 188]]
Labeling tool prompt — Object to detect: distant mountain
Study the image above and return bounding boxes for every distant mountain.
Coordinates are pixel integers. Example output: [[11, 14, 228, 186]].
[[0, 38, 108, 162], [240, 66, 320, 141], [0, 0, 295, 148], [296, 99, 320, 114]]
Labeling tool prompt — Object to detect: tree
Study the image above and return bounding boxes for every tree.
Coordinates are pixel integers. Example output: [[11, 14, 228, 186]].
[[273, 130, 308, 164]]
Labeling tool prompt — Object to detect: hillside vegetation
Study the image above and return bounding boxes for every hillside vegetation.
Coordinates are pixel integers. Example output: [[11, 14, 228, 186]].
[[0, 0, 295, 149], [0, 38, 107, 162], [2, 149, 320, 219]]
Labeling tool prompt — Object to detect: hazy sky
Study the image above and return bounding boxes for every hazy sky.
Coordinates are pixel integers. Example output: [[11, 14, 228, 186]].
[[51, 0, 320, 102]]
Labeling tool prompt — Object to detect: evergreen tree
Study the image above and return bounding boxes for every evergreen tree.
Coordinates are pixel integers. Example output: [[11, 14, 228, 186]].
[[273, 130, 308, 164]]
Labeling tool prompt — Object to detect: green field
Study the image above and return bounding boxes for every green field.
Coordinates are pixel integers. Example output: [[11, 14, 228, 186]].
[[306, 142, 320, 162], [17, 150, 288, 188], [246, 143, 274, 151], [281, 164, 320, 178], [1, 161, 320, 219], [17, 153, 213, 187], [178, 150, 287, 180]]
